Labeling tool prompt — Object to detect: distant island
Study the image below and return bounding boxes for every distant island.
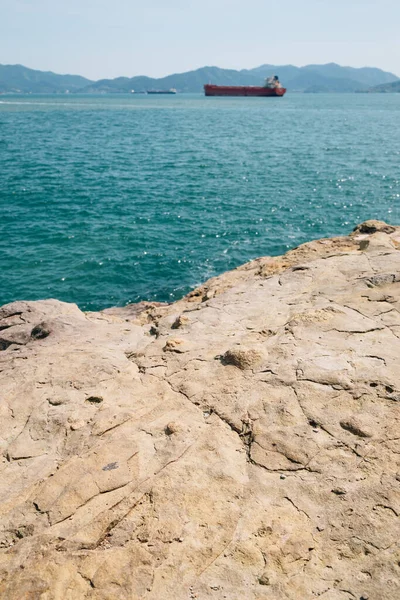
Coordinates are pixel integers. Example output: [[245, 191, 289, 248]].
[[0, 62, 399, 94], [367, 79, 400, 93]]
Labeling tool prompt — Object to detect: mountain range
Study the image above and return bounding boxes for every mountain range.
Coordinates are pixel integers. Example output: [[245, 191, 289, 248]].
[[0, 63, 399, 94], [0, 64, 92, 93]]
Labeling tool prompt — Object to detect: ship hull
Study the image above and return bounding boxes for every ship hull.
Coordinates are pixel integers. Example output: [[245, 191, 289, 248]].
[[204, 85, 286, 97]]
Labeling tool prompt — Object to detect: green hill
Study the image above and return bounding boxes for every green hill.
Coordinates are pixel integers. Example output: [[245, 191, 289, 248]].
[[367, 80, 400, 93], [0, 64, 93, 93]]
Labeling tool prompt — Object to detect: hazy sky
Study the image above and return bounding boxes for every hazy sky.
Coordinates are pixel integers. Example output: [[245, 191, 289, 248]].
[[1, 0, 400, 80]]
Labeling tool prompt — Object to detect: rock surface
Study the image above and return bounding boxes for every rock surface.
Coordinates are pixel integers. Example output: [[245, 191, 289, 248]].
[[0, 221, 400, 599]]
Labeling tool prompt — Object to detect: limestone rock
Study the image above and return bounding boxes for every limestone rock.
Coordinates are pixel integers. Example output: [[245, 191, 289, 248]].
[[0, 222, 400, 599], [221, 347, 264, 370], [352, 220, 396, 235]]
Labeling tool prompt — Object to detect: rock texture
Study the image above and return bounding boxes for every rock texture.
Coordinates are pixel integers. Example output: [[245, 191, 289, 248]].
[[0, 220, 400, 600]]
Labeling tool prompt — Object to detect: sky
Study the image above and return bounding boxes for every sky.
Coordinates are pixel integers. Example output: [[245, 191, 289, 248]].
[[1, 0, 400, 80]]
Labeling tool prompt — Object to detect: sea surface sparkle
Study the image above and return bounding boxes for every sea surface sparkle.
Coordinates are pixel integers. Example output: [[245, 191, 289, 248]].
[[1, 93, 399, 310]]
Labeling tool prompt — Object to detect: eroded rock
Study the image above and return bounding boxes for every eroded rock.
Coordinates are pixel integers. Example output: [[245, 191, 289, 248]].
[[0, 223, 399, 599]]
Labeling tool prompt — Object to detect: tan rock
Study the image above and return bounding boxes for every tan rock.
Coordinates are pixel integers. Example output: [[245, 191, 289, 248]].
[[0, 222, 400, 599], [221, 346, 264, 370]]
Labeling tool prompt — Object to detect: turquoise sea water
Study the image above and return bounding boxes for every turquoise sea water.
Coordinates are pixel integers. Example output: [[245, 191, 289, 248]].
[[1, 93, 399, 311]]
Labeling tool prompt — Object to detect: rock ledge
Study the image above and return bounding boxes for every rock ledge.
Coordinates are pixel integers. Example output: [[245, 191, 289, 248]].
[[0, 221, 400, 599]]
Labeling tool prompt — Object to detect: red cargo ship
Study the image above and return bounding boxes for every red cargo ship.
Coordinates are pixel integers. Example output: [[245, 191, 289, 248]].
[[204, 75, 286, 97]]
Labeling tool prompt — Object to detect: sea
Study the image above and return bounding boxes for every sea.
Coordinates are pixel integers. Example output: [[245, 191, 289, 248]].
[[1, 93, 399, 311]]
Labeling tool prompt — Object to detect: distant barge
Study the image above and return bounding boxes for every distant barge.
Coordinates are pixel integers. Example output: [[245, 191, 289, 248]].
[[147, 88, 177, 95], [204, 76, 286, 97]]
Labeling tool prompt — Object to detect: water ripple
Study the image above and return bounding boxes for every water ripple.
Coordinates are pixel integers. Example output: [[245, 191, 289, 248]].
[[1, 93, 399, 310]]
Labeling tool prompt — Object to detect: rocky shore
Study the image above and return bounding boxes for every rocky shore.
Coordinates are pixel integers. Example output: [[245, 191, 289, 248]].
[[0, 221, 399, 599]]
